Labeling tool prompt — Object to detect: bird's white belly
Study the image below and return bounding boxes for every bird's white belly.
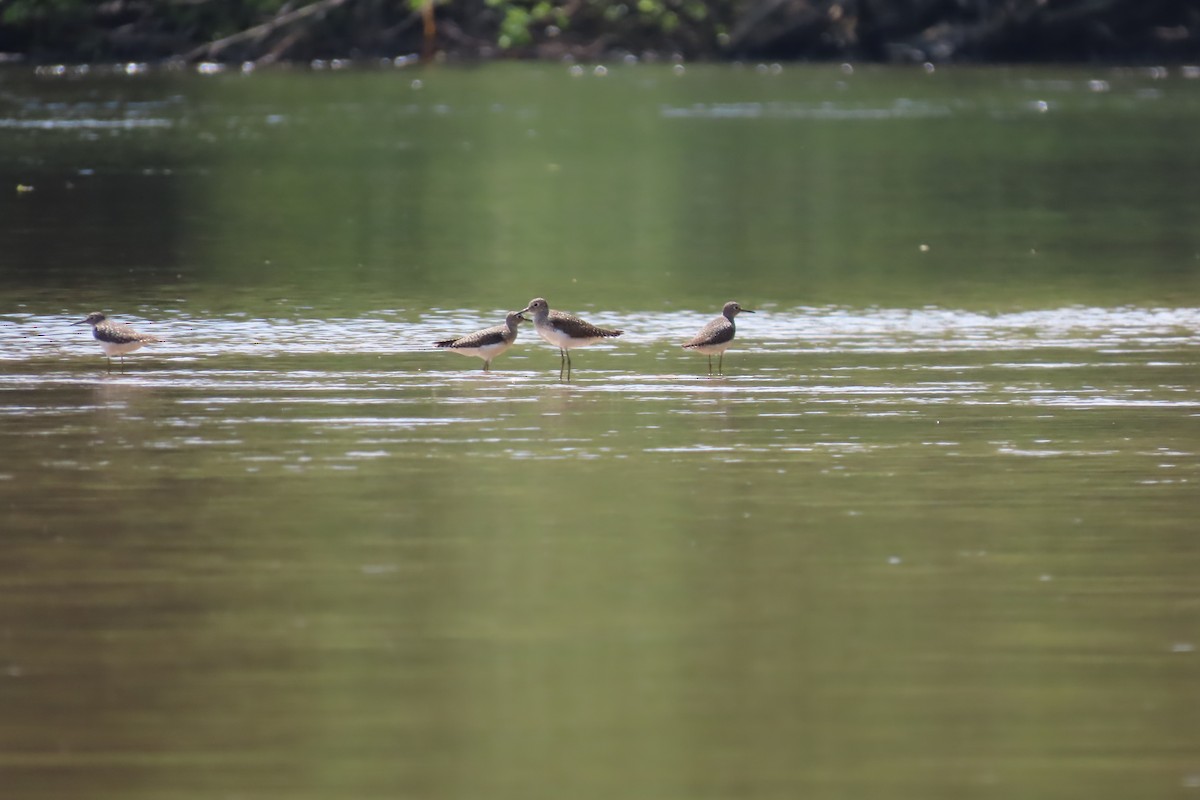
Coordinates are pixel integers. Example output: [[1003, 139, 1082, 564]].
[[689, 341, 732, 356], [537, 324, 599, 350], [455, 341, 511, 361], [99, 340, 147, 356]]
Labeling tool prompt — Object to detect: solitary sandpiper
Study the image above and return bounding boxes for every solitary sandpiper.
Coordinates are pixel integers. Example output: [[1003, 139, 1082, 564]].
[[434, 311, 526, 371], [682, 301, 754, 374], [517, 297, 622, 377], [73, 311, 162, 368]]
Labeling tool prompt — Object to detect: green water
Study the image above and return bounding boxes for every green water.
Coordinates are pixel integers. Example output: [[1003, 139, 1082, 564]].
[[1, 63, 1199, 799]]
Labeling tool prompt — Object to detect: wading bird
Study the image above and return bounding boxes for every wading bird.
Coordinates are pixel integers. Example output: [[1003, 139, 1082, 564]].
[[517, 297, 623, 378], [683, 301, 754, 375], [73, 311, 162, 369], [434, 311, 526, 371]]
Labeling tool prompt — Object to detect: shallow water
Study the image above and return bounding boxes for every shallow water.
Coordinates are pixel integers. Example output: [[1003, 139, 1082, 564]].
[[2, 63, 1199, 799]]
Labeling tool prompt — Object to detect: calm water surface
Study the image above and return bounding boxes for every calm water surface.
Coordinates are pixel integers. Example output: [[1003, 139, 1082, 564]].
[[1, 63, 1199, 799]]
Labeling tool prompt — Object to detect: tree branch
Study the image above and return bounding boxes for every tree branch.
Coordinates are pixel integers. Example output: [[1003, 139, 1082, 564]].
[[180, 0, 352, 62]]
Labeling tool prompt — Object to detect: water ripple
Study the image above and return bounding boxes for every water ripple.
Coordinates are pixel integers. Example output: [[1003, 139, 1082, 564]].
[[2, 306, 1197, 468], [4, 306, 1199, 362]]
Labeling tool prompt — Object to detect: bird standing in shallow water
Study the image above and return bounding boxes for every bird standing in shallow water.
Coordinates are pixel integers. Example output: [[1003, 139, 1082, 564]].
[[683, 301, 754, 375], [517, 297, 623, 378], [73, 311, 162, 369], [434, 311, 526, 371]]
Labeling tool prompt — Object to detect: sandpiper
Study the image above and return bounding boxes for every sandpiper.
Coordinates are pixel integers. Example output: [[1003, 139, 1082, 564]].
[[517, 297, 622, 377], [434, 311, 526, 371], [73, 311, 162, 368], [682, 301, 754, 375]]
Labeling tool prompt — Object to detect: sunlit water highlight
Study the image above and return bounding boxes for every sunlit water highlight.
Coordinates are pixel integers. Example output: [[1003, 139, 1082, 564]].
[[6, 305, 1200, 358], [2, 305, 1197, 474]]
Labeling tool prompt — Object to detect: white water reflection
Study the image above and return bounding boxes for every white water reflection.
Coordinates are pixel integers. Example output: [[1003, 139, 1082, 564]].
[[0, 117, 174, 129], [4, 306, 1199, 362], [659, 99, 954, 120], [1, 305, 1197, 474]]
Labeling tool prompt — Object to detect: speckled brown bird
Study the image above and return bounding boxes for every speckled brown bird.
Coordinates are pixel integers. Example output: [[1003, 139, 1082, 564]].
[[73, 311, 162, 368], [434, 311, 526, 371], [682, 301, 754, 375], [517, 297, 623, 377]]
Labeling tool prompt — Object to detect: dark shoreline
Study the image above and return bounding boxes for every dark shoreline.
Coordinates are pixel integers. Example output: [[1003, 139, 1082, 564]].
[[1, 0, 1196, 68]]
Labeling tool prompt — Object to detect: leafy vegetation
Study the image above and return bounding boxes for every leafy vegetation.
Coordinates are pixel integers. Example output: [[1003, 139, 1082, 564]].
[[0, 0, 1195, 63]]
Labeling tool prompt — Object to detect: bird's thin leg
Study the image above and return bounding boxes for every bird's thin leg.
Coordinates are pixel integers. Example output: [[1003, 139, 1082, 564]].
[[483, 360, 490, 372], [707, 355, 713, 375]]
